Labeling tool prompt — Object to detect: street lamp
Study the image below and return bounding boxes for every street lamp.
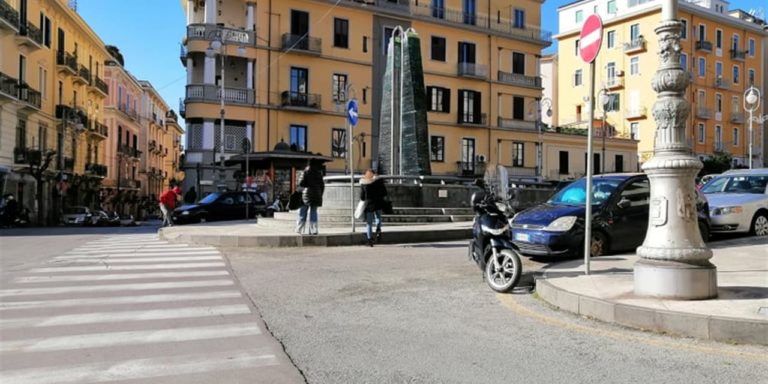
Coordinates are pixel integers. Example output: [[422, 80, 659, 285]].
[[597, 89, 611, 174], [744, 86, 760, 169]]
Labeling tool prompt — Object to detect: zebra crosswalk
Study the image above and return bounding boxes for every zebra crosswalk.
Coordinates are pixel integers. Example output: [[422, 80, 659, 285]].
[[0, 234, 304, 384]]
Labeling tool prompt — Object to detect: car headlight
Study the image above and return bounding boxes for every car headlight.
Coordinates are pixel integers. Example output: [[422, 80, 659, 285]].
[[181, 211, 190, 216], [544, 216, 577, 232], [481, 224, 509, 236], [710, 206, 743, 216]]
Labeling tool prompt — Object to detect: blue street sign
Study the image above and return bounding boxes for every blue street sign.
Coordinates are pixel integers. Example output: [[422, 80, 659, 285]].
[[347, 99, 359, 126]]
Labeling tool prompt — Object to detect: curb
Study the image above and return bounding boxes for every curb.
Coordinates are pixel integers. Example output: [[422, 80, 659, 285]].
[[535, 278, 768, 346], [159, 227, 472, 248]]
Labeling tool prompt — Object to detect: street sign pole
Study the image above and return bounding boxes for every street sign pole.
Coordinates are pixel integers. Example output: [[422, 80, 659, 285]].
[[347, 97, 359, 233]]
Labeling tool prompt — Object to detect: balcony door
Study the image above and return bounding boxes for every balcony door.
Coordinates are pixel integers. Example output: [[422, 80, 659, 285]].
[[512, 52, 525, 75], [57, 28, 65, 53], [463, 0, 476, 25], [291, 10, 310, 49], [461, 138, 475, 173], [458, 42, 476, 64], [290, 67, 308, 106]]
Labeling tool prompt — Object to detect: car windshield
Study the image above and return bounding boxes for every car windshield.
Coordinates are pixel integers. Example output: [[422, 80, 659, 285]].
[[65, 207, 87, 214], [547, 178, 623, 206], [702, 175, 768, 194], [198, 193, 221, 204]]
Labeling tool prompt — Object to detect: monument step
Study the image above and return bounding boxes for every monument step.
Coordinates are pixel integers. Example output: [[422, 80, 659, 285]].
[[272, 212, 474, 224], [316, 207, 474, 216]]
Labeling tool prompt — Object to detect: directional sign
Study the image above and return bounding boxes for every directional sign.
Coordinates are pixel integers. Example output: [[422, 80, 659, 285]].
[[579, 14, 604, 64], [347, 99, 359, 126]]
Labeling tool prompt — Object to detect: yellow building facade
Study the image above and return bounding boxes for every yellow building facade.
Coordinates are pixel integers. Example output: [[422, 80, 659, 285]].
[[555, 0, 767, 167], [1, 0, 111, 224], [181, 0, 556, 195]]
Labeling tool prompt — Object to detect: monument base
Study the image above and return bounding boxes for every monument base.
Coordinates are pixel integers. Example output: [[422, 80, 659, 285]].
[[633, 258, 717, 299]]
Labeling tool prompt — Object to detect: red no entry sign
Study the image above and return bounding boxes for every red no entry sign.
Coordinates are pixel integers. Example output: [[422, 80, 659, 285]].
[[579, 14, 603, 63]]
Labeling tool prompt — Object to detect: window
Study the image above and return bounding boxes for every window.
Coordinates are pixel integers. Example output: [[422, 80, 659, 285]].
[[512, 52, 525, 74], [630, 24, 640, 41], [697, 90, 706, 109], [615, 154, 624, 172], [680, 53, 688, 70], [631, 122, 639, 140], [575, 39, 580, 56], [715, 29, 722, 50], [38, 123, 47, 150], [332, 73, 347, 102], [430, 136, 445, 162], [732, 96, 740, 113], [607, 0, 617, 14], [333, 18, 349, 48], [363, 36, 368, 53], [558, 151, 569, 174], [463, 0, 476, 25], [733, 128, 739, 146], [290, 125, 307, 151], [698, 24, 706, 41], [513, 96, 525, 120], [431, 36, 446, 61], [331, 128, 346, 158], [732, 34, 739, 51], [606, 93, 620, 111], [458, 42, 476, 64], [432, 0, 444, 19], [698, 57, 705, 77], [16, 118, 27, 149], [458, 90, 482, 124], [512, 142, 524, 167], [513, 9, 525, 29], [733, 66, 740, 84], [715, 125, 722, 148], [39, 13, 51, 48], [38, 67, 47, 100], [715, 61, 723, 78], [18, 54, 26, 83], [383, 27, 393, 55], [290, 67, 308, 105], [574, 69, 583, 86], [630, 57, 639, 75], [697, 123, 705, 143], [748, 38, 756, 56], [575, 10, 583, 23], [748, 69, 755, 85], [427, 86, 450, 112], [715, 94, 722, 113], [461, 138, 475, 171], [607, 30, 616, 48], [680, 19, 688, 39], [607, 62, 616, 80]]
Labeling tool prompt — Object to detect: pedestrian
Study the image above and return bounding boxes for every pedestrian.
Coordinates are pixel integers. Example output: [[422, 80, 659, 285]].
[[359, 168, 388, 247], [295, 159, 325, 235], [158, 186, 180, 227], [184, 186, 197, 205]]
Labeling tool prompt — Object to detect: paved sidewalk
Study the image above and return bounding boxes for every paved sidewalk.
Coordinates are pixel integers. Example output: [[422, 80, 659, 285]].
[[159, 219, 472, 247], [535, 236, 768, 345]]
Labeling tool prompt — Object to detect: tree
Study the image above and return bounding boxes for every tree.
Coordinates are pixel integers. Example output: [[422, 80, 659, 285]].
[[700, 151, 732, 177], [21, 149, 56, 225]]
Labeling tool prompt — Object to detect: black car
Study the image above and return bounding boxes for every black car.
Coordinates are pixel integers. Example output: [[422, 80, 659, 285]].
[[172, 191, 267, 224], [511, 173, 711, 258]]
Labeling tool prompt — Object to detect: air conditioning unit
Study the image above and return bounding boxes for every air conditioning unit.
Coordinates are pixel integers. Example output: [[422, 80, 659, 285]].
[[475, 154, 487, 163], [617, 70, 625, 77]]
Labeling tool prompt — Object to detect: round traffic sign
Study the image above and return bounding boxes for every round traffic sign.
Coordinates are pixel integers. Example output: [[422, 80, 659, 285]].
[[579, 14, 603, 64], [347, 99, 359, 126]]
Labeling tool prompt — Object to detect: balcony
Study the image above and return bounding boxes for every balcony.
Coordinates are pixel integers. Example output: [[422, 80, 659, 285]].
[[179, 44, 187, 66], [89, 121, 109, 139], [505, 166, 537, 177], [605, 77, 624, 89], [186, 24, 256, 47], [85, 163, 108, 177], [56, 51, 78, 75], [16, 22, 42, 49], [14, 147, 28, 164], [17, 83, 41, 111], [497, 117, 536, 131], [730, 49, 747, 61], [714, 77, 730, 89], [695, 40, 713, 52], [90, 75, 108, 97], [497, 71, 541, 88], [56, 105, 89, 128], [118, 144, 141, 160], [625, 107, 647, 119], [280, 91, 321, 110], [281, 33, 322, 55], [120, 178, 140, 190], [457, 113, 487, 126], [185, 84, 255, 106], [730, 111, 745, 124], [623, 37, 646, 54], [74, 65, 91, 85], [0, 71, 18, 101], [714, 142, 725, 152], [117, 103, 139, 120], [696, 107, 712, 119], [0, 0, 19, 32], [456, 161, 477, 177], [457, 62, 487, 79]]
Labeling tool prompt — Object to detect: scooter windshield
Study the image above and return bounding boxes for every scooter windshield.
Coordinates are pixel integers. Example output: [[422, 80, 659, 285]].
[[483, 164, 509, 200]]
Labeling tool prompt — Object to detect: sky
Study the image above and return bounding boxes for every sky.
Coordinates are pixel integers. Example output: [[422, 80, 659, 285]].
[[75, 0, 766, 126]]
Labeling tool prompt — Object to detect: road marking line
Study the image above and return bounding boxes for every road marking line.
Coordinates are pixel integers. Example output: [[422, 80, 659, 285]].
[[48, 256, 222, 263], [29, 262, 226, 273], [56, 251, 219, 259], [0, 290, 242, 310], [1, 304, 252, 328], [0, 280, 235, 297], [0, 349, 277, 384], [16, 271, 230, 283], [0, 323, 263, 353]]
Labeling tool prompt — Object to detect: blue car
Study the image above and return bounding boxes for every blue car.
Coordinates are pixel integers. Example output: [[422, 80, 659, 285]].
[[511, 173, 710, 258]]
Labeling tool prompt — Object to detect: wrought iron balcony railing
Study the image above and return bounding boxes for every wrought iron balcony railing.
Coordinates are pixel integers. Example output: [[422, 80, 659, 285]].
[[497, 117, 536, 130], [17, 83, 41, 110], [281, 33, 322, 54], [85, 163, 108, 177], [696, 107, 712, 119], [457, 62, 488, 78], [0, 71, 18, 99], [0, 0, 19, 31], [18, 21, 42, 47], [92, 75, 108, 95], [280, 91, 321, 109], [458, 113, 487, 126], [714, 77, 730, 89], [56, 51, 78, 74], [186, 24, 256, 47], [730, 111, 745, 123], [695, 40, 713, 51], [623, 37, 646, 53], [185, 84, 256, 106], [497, 71, 541, 88], [76, 65, 91, 84], [730, 49, 747, 61]]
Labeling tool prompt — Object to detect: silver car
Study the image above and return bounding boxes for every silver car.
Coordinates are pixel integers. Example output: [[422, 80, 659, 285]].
[[701, 169, 768, 236], [61, 206, 93, 226]]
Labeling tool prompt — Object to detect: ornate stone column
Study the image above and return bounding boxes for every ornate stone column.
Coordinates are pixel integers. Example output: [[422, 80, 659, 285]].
[[634, 0, 716, 299]]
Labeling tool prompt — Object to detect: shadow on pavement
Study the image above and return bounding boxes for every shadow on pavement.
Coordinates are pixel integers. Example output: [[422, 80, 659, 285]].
[[0, 224, 159, 237], [717, 286, 768, 300]]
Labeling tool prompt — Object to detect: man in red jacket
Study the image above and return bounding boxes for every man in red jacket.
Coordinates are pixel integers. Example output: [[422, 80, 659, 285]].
[[159, 186, 181, 227]]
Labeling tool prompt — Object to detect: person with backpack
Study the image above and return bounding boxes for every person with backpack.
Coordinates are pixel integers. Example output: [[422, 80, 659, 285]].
[[295, 160, 325, 235], [359, 169, 389, 247], [159, 186, 180, 227]]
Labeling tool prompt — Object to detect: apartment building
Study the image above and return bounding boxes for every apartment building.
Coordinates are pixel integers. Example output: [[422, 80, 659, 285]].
[[140, 80, 184, 200], [180, 0, 555, 194], [0, 0, 111, 224], [555, 0, 767, 168]]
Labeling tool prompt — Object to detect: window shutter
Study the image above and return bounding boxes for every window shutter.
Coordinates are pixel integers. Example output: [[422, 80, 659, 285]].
[[473, 91, 482, 124], [426, 86, 434, 111], [457, 90, 465, 121], [443, 87, 451, 113]]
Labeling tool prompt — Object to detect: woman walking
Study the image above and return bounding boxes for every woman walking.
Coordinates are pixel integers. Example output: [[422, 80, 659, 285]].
[[359, 169, 388, 246], [295, 159, 325, 235]]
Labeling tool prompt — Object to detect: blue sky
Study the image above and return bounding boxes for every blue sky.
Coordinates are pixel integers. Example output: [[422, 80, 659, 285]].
[[76, 0, 765, 125]]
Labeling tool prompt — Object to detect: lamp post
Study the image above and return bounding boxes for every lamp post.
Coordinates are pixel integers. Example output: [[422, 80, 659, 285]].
[[744, 86, 760, 169], [597, 88, 610, 174]]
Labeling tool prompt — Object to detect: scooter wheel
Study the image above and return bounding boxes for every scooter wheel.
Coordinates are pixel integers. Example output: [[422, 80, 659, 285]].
[[485, 249, 522, 293]]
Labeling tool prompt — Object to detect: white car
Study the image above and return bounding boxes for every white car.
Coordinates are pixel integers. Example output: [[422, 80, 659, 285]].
[[701, 169, 768, 236], [61, 206, 93, 226]]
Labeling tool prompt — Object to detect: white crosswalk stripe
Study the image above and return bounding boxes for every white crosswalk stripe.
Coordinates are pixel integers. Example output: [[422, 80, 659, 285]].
[[0, 234, 295, 383]]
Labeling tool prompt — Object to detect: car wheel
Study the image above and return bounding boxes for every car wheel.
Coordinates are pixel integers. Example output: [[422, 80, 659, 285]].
[[698, 221, 709, 242], [750, 212, 768, 236], [589, 231, 608, 257]]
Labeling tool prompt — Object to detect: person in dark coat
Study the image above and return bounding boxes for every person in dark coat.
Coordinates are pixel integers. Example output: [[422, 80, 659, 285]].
[[295, 160, 325, 235], [359, 169, 388, 246], [184, 187, 197, 205]]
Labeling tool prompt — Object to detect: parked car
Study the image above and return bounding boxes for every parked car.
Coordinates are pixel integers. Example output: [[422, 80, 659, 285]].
[[700, 168, 768, 236], [61, 206, 93, 226], [510, 173, 711, 258], [697, 173, 719, 190], [172, 191, 267, 224], [90, 210, 116, 226]]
